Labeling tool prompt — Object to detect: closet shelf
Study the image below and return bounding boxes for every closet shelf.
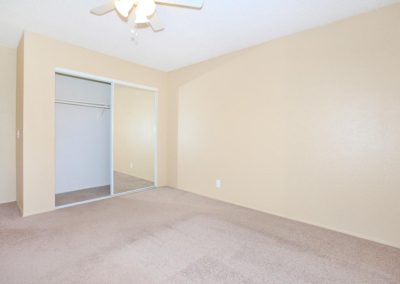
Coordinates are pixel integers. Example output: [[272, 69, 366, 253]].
[[55, 99, 110, 109]]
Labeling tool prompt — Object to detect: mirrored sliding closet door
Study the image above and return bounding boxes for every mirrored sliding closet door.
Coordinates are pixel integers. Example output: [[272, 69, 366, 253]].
[[112, 84, 156, 194]]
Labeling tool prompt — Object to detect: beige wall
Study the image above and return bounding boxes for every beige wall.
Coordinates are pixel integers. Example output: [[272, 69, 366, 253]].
[[114, 85, 155, 181], [0, 46, 16, 203], [19, 32, 168, 216], [168, 4, 400, 248]]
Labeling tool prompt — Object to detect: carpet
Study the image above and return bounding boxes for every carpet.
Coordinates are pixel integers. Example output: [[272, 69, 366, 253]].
[[1, 187, 399, 283], [55, 172, 153, 207], [55, 185, 111, 207]]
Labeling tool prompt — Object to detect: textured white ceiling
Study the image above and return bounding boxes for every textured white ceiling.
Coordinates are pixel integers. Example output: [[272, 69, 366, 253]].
[[0, 0, 398, 71]]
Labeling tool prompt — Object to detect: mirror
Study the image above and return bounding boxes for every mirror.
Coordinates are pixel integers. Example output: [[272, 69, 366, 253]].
[[113, 84, 156, 194]]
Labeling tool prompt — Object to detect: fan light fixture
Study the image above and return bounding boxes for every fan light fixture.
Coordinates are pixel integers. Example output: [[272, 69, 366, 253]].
[[115, 0, 135, 18], [135, 12, 149, 24], [90, 0, 204, 32], [139, 0, 156, 16], [135, 0, 156, 24]]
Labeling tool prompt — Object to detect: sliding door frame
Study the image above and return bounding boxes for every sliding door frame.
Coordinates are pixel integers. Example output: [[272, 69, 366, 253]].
[[54, 67, 159, 208]]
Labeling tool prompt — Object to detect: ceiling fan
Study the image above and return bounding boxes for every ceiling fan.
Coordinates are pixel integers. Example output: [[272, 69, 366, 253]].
[[90, 0, 204, 32]]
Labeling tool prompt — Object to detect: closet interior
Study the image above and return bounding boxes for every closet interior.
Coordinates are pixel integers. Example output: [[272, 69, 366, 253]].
[[55, 72, 156, 207]]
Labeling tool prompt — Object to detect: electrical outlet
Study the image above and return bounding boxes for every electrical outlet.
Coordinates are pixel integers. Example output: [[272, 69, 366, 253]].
[[215, 179, 222, 189], [130, 162, 133, 169]]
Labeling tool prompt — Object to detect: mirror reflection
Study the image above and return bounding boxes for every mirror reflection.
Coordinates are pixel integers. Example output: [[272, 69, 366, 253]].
[[113, 84, 155, 194]]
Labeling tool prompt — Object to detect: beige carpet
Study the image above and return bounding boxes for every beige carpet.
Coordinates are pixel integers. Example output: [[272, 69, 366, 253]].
[[55, 185, 111, 207], [55, 172, 153, 206], [1, 187, 399, 283]]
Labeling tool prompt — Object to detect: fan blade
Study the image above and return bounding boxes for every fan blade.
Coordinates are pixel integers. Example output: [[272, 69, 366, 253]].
[[155, 0, 203, 9], [150, 15, 165, 32], [90, 2, 115, 15]]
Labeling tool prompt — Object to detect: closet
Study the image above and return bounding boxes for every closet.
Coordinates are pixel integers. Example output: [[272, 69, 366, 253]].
[[54, 71, 157, 208], [55, 74, 112, 206]]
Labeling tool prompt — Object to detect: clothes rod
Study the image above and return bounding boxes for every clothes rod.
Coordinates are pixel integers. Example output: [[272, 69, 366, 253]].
[[55, 99, 110, 109]]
